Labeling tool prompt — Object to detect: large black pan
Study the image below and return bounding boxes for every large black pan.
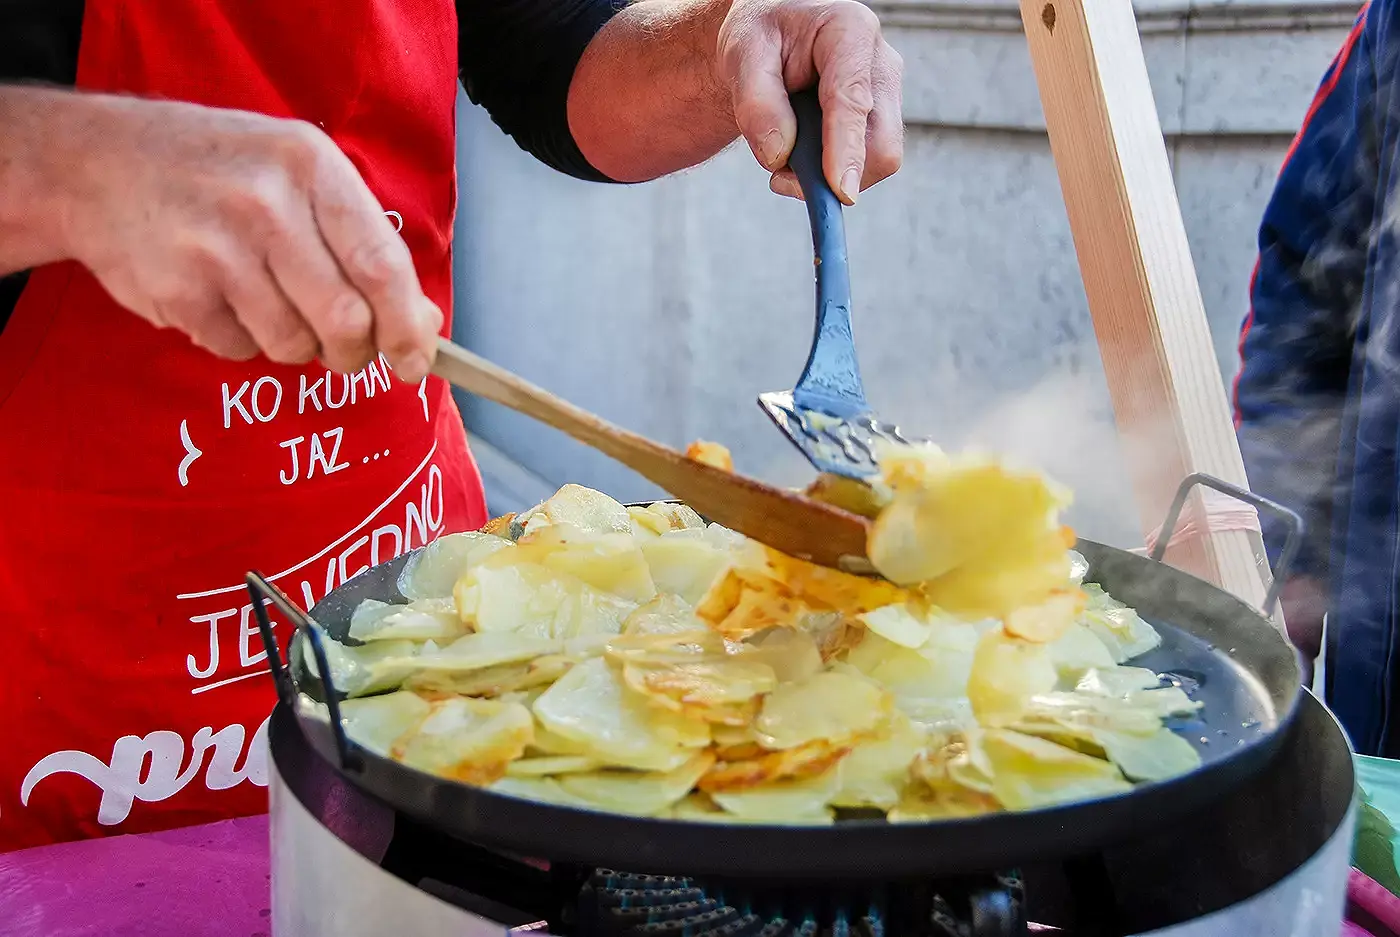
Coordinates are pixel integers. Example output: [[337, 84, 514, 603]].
[[251, 474, 1304, 880]]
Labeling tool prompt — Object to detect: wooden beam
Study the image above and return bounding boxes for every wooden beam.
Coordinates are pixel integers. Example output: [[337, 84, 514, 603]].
[[1018, 0, 1273, 613]]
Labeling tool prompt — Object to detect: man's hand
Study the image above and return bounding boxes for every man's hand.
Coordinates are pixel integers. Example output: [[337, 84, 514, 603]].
[[717, 0, 903, 204], [568, 0, 903, 199], [0, 87, 441, 381]]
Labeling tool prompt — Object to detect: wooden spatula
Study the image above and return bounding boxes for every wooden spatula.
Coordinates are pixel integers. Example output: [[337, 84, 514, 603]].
[[431, 338, 873, 571]]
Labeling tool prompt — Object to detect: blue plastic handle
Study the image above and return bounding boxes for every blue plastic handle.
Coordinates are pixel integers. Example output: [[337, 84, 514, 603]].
[[786, 89, 868, 417]]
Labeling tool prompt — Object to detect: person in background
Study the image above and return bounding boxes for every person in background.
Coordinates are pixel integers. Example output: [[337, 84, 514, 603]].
[[0, 0, 903, 850], [1233, 0, 1400, 756]]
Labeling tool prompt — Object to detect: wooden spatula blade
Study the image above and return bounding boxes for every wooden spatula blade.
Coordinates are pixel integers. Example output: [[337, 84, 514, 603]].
[[631, 451, 873, 570], [431, 339, 873, 571]]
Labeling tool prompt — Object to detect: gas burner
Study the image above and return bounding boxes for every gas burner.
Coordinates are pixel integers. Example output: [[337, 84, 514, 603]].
[[579, 870, 1026, 937]]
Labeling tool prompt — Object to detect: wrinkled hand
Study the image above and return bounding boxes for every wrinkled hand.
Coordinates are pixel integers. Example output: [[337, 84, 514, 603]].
[[716, 0, 903, 204], [63, 94, 441, 380]]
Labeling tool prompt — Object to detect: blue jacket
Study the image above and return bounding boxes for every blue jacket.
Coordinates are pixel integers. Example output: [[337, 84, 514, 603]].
[[1235, 0, 1400, 754]]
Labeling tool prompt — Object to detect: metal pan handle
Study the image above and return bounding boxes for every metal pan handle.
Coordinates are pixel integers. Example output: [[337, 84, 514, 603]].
[[245, 572, 361, 772], [1149, 472, 1304, 619]]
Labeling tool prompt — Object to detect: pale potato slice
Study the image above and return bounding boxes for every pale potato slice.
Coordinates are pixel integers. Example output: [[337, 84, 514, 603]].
[[803, 472, 892, 519], [699, 740, 851, 793], [528, 721, 593, 756], [1079, 583, 1162, 662], [646, 502, 707, 531], [1003, 589, 1083, 644], [398, 531, 513, 600], [312, 636, 425, 698], [556, 750, 716, 816], [512, 525, 656, 604], [684, 440, 734, 472], [966, 630, 1058, 726], [456, 564, 636, 640], [867, 442, 1070, 586], [627, 505, 671, 538], [404, 655, 572, 698], [349, 598, 454, 643], [505, 755, 601, 777], [532, 658, 710, 771], [621, 654, 776, 711], [1046, 622, 1117, 677], [755, 671, 892, 750], [639, 530, 734, 606], [1092, 727, 1200, 782], [391, 697, 534, 785], [709, 768, 842, 823], [338, 691, 432, 756], [516, 485, 632, 537], [981, 729, 1131, 810], [622, 594, 706, 637], [1075, 666, 1163, 697], [491, 776, 594, 809], [745, 628, 823, 685], [843, 632, 974, 726], [859, 603, 932, 649], [831, 712, 928, 810], [408, 631, 559, 673]]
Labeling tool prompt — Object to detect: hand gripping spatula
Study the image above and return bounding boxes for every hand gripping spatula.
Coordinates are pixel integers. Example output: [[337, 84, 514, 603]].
[[758, 90, 924, 481]]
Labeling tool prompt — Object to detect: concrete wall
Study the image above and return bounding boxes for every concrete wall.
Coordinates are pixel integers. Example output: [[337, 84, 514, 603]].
[[451, 0, 1360, 546]]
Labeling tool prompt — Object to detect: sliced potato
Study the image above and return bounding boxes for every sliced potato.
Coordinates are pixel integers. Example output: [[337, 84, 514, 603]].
[[622, 594, 706, 637], [966, 630, 1058, 726], [859, 603, 933, 649], [505, 755, 601, 777], [404, 655, 572, 698], [1003, 589, 1084, 644], [410, 631, 559, 673], [338, 691, 432, 755], [755, 671, 892, 750], [491, 776, 594, 809], [512, 525, 657, 604], [709, 768, 842, 823], [557, 750, 716, 816], [699, 739, 851, 793], [831, 711, 928, 809], [516, 484, 632, 537], [312, 636, 425, 698], [456, 564, 636, 640], [640, 531, 736, 606], [1092, 727, 1200, 782], [391, 696, 534, 785], [1046, 623, 1117, 677], [646, 502, 707, 531], [398, 531, 513, 600], [532, 658, 710, 771], [685, 440, 734, 472], [981, 729, 1131, 810], [745, 628, 824, 685], [1076, 666, 1163, 697], [1079, 583, 1162, 661]]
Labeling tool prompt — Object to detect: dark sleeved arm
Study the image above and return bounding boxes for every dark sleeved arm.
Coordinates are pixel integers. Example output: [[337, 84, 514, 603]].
[[456, 0, 623, 182], [1234, 3, 1377, 582]]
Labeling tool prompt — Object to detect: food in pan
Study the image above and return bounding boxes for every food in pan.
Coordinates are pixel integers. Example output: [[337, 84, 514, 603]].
[[306, 442, 1202, 824]]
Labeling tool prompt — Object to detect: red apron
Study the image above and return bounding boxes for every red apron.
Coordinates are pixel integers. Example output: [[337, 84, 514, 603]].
[[0, 1, 487, 851]]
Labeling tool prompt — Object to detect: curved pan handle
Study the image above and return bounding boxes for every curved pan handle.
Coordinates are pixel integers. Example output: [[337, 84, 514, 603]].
[[246, 571, 361, 772], [1149, 472, 1304, 619]]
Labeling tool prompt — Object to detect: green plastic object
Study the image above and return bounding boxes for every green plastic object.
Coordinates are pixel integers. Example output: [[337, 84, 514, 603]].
[[1355, 754, 1400, 896]]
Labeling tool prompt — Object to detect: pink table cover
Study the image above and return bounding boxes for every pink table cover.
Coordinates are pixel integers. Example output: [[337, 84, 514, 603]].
[[0, 815, 270, 937], [0, 813, 1384, 936]]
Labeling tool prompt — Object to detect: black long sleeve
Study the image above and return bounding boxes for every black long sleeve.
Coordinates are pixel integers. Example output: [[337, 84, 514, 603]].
[[456, 0, 623, 182]]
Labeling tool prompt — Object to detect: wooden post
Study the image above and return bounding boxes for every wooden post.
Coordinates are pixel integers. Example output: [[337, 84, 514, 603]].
[[1018, 0, 1273, 612]]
